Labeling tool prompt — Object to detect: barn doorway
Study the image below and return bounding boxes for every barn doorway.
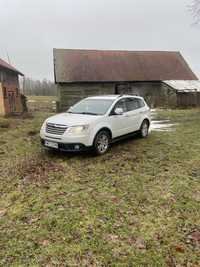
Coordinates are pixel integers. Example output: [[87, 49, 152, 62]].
[[115, 83, 131, 95], [8, 91, 16, 113]]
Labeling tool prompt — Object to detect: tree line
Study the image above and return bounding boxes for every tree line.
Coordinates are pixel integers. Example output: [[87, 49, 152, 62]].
[[21, 77, 57, 96]]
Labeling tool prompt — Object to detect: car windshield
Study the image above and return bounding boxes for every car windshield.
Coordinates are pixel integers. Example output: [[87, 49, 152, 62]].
[[68, 98, 114, 115]]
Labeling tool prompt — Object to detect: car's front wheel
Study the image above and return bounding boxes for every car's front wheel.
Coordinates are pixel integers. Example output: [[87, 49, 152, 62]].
[[93, 130, 110, 155]]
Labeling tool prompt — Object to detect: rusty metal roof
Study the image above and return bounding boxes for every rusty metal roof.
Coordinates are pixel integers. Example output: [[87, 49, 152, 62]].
[[0, 58, 24, 76], [53, 49, 198, 83]]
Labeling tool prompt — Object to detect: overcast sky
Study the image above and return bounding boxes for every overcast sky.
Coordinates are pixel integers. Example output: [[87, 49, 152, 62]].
[[0, 0, 199, 81]]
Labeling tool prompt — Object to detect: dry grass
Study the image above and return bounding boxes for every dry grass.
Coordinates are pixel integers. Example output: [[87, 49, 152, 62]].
[[0, 109, 200, 266], [27, 96, 57, 112]]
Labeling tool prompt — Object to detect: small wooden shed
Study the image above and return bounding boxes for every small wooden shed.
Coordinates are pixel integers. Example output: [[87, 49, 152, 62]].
[[0, 59, 24, 116], [164, 80, 200, 107]]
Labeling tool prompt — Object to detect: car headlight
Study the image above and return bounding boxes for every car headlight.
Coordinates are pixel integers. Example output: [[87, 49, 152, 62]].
[[41, 120, 47, 130], [67, 125, 89, 135]]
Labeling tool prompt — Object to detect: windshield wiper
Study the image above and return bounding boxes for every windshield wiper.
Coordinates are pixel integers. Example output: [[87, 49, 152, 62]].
[[79, 112, 99, 115], [67, 111, 83, 114], [67, 111, 99, 115]]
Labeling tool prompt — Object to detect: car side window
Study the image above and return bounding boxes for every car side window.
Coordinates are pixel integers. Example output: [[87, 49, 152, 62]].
[[125, 98, 145, 111], [125, 98, 139, 111], [137, 99, 145, 108], [110, 99, 127, 115]]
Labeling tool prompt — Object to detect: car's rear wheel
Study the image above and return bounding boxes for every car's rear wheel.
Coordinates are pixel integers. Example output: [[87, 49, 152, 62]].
[[93, 130, 110, 155], [140, 120, 149, 138]]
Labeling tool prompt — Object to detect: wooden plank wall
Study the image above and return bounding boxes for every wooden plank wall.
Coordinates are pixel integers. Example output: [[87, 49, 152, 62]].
[[177, 92, 200, 107], [58, 83, 115, 111], [0, 83, 5, 115]]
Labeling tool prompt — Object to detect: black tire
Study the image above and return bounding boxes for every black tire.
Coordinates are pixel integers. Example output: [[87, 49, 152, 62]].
[[140, 120, 149, 138], [93, 130, 111, 155]]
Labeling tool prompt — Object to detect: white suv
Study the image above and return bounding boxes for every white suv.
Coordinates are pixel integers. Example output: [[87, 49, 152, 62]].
[[40, 95, 151, 155]]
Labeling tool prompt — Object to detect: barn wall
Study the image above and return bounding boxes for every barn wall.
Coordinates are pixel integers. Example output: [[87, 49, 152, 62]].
[[197, 92, 200, 106], [0, 83, 5, 115], [177, 92, 200, 107], [0, 70, 23, 115], [58, 83, 115, 111], [116, 82, 177, 108], [57, 81, 178, 111]]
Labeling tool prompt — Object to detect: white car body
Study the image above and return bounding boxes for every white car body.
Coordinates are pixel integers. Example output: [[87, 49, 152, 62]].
[[40, 95, 151, 152]]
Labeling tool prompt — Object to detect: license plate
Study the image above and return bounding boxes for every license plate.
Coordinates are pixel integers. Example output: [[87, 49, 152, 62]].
[[44, 140, 58, 149]]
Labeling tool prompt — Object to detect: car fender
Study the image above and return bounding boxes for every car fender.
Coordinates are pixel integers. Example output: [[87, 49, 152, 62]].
[[89, 122, 112, 145], [140, 114, 151, 128]]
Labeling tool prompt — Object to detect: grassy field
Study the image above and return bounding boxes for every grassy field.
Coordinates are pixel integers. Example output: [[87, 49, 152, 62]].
[[27, 96, 57, 102], [0, 108, 200, 266], [27, 96, 57, 112]]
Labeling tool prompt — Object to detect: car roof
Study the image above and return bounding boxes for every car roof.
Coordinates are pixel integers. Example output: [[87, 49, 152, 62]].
[[87, 95, 143, 100]]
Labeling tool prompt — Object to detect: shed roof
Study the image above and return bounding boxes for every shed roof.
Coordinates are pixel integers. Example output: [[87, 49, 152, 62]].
[[53, 49, 198, 83], [0, 58, 24, 76], [164, 80, 200, 92]]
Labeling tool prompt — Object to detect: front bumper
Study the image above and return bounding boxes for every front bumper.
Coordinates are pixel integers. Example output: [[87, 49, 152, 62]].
[[41, 138, 91, 152], [40, 127, 92, 146]]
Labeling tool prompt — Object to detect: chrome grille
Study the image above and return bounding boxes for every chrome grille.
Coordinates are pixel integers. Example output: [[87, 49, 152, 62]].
[[46, 123, 68, 135]]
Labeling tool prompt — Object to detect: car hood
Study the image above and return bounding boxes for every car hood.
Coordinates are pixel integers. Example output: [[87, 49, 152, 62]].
[[46, 113, 101, 126]]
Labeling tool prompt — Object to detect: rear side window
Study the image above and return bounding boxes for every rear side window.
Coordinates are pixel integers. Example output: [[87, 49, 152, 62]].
[[125, 98, 145, 111], [137, 99, 145, 108], [125, 98, 139, 111]]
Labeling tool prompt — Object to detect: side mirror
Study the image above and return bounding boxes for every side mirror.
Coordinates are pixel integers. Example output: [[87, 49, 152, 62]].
[[114, 107, 123, 115]]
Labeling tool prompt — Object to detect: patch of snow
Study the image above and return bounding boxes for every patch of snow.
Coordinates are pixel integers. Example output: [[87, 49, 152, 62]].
[[150, 110, 177, 132], [150, 120, 176, 132]]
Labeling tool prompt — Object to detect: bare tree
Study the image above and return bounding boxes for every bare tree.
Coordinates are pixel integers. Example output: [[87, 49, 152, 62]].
[[22, 77, 57, 96], [190, 0, 200, 24]]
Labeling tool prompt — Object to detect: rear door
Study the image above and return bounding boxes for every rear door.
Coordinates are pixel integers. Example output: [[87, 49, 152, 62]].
[[124, 97, 144, 132]]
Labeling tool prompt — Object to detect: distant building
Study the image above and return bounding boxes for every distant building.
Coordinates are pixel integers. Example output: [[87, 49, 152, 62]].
[[0, 59, 24, 116], [164, 80, 200, 107], [53, 49, 198, 110]]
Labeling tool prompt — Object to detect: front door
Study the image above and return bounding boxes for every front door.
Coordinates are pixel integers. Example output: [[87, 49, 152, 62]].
[[108, 99, 130, 138], [8, 91, 16, 113]]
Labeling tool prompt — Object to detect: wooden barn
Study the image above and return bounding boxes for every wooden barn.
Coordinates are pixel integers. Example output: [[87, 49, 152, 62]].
[[53, 49, 198, 111], [0, 58, 24, 116]]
